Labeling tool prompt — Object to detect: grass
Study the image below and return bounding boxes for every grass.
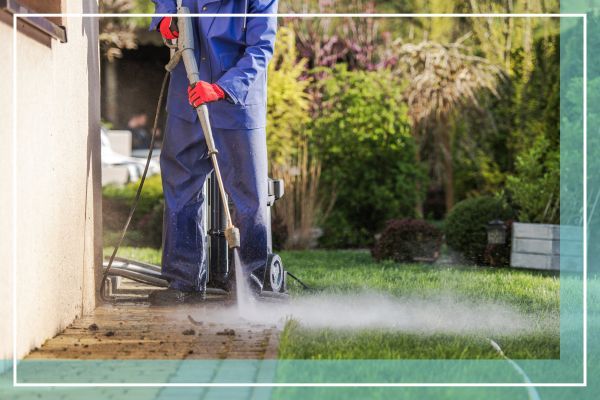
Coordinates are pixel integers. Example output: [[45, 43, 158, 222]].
[[107, 246, 162, 265], [110, 247, 560, 360], [280, 250, 559, 315], [278, 321, 560, 360], [278, 250, 559, 360]]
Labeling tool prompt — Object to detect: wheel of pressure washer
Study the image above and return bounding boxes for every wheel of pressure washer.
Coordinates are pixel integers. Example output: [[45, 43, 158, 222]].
[[264, 253, 285, 293]]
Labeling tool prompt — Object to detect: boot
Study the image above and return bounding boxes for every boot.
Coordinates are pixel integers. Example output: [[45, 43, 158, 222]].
[[149, 288, 205, 306]]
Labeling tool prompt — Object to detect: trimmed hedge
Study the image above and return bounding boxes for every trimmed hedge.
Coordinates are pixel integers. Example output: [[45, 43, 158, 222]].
[[372, 219, 442, 263], [444, 196, 514, 265]]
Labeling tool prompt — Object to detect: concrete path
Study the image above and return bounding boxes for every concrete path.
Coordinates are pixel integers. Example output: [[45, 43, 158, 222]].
[[0, 297, 282, 399], [26, 302, 280, 360]]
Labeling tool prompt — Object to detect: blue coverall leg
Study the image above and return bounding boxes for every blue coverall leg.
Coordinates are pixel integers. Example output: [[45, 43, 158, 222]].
[[213, 127, 269, 276], [160, 115, 211, 292], [160, 115, 269, 292]]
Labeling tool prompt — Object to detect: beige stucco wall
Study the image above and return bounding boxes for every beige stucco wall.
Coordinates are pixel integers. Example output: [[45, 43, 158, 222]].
[[0, 17, 14, 374], [0, 1, 101, 366]]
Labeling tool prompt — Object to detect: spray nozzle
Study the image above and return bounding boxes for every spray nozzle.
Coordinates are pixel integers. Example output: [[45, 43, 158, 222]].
[[225, 226, 240, 248]]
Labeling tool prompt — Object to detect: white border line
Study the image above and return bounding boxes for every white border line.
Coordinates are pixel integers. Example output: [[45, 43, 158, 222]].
[[11, 12, 588, 388], [10, 382, 589, 388], [10, 13, 586, 17]]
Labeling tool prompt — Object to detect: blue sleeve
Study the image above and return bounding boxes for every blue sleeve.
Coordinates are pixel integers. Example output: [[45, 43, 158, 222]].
[[216, 0, 278, 106], [149, 0, 177, 31]]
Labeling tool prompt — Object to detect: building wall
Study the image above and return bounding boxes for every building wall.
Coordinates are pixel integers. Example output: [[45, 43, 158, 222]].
[[0, 17, 14, 375], [0, 0, 101, 366]]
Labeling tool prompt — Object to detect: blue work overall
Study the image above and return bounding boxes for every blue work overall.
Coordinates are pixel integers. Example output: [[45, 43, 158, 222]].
[[150, 0, 278, 292]]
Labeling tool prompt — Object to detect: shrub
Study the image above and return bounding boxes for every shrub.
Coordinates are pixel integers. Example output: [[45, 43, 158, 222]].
[[445, 196, 514, 264], [102, 174, 164, 248], [372, 219, 442, 263], [314, 65, 426, 248], [506, 135, 559, 224], [103, 174, 163, 220], [319, 210, 371, 249], [266, 26, 311, 165]]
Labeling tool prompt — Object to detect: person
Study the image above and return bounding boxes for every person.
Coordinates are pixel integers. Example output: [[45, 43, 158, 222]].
[[128, 112, 152, 150], [148, 0, 278, 304]]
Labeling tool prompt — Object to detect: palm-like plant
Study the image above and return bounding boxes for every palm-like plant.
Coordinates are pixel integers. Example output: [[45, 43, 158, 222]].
[[397, 38, 502, 212]]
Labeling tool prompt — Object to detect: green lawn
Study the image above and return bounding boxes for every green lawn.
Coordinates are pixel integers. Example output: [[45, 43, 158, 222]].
[[110, 247, 560, 360], [280, 250, 559, 315], [278, 322, 559, 360], [279, 250, 559, 360]]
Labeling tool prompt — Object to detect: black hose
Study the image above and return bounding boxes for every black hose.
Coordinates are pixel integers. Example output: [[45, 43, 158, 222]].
[[100, 71, 170, 301], [286, 271, 312, 291]]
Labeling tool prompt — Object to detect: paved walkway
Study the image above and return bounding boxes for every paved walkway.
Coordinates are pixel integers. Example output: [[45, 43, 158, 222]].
[[1, 279, 284, 399], [26, 301, 279, 360]]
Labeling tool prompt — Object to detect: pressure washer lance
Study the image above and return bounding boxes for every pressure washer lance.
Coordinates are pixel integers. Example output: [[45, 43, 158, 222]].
[[164, 6, 240, 250]]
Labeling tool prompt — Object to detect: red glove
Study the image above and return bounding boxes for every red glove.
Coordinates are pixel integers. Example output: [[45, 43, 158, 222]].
[[188, 81, 226, 107], [159, 17, 178, 40]]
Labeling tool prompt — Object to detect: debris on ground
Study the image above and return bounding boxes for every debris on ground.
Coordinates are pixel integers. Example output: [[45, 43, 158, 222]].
[[187, 315, 204, 326], [26, 304, 280, 360]]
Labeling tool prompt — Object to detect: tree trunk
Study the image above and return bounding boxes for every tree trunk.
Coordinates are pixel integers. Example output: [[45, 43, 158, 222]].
[[104, 59, 119, 126], [414, 129, 424, 218], [441, 124, 454, 213]]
